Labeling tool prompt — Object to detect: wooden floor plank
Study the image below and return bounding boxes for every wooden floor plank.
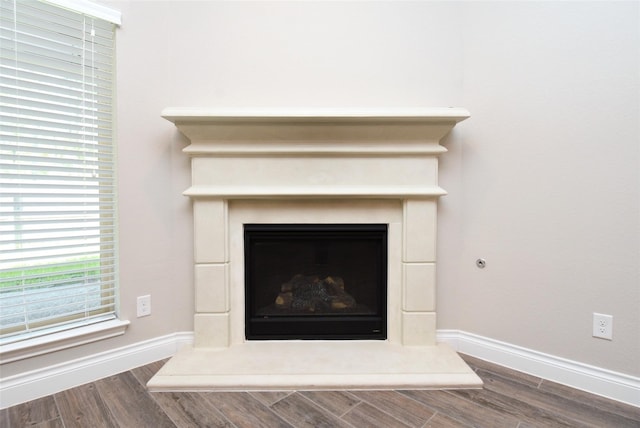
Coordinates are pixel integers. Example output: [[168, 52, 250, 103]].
[[271, 392, 354, 428], [459, 353, 542, 388], [538, 378, 640, 422], [0, 408, 8, 427], [350, 390, 435, 427], [204, 391, 293, 428], [2, 396, 59, 427], [450, 387, 576, 427], [342, 401, 411, 428], [423, 412, 470, 428], [400, 390, 520, 428], [54, 383, 118, 428], [130, 359, 168, 385], [298, 390, 361, 417], [31, 418, 64, 427], [95, 371, 175, 428], [478, 368, 639, 428], [249, 391, 294, 407], [151, 392, 232, 427]]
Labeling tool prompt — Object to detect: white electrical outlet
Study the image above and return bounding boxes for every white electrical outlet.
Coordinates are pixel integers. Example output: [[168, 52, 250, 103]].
[[137, 295, 151, 317], [592, 313, 613, 340]]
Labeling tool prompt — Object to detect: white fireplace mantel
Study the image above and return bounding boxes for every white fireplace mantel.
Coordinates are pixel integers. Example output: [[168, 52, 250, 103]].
[[148, 108, 482, 391], [163, 108, 468, 199]]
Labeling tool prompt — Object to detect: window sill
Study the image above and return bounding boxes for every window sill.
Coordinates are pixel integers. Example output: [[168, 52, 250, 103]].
[[0, 319, 130, 364]]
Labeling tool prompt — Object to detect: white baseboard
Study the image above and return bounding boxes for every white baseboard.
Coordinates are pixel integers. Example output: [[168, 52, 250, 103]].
[[0, 332, 194, 409], [2, 330, 638, 409], [438, 329, 640, 408]]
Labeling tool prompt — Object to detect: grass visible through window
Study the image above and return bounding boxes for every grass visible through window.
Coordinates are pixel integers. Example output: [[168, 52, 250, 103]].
[[1, 259, 101, 290], [0, 257, 108, 337]]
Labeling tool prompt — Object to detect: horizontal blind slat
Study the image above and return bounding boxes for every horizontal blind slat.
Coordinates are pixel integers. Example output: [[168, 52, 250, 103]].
[[1, 236, 114, 253], [0, 181, 115, 192], [0, 57, 114, 87], [1, 270, 116, 289], [1, 259, 116, 279], [0, 135, 114, 153], [0, 101, 113, 126], [1, 231, 115, 247], [2, 247, 108, 264], [1, 285, 117, 304], [1, 137, 113, 155], [1, 281, 117, 301]]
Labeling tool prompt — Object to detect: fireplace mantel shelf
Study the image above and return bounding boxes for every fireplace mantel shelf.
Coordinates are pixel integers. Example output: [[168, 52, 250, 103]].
[[161, 107, 471, 124], [184, 184, 447, 199]]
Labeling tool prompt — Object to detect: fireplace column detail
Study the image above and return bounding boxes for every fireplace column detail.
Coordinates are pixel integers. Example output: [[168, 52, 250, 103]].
[[193, 199, 230, 347], [402, 199, 437, 345]]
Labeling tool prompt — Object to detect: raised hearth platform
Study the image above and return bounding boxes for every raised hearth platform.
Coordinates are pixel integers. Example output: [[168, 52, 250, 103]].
[[147, 341, 482, 391]]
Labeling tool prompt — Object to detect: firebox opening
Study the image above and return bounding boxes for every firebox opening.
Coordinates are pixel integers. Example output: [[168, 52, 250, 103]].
[[244, 224, 387, 340]]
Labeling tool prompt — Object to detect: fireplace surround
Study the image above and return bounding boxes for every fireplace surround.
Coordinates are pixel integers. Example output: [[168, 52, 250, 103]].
[[147, 108, 482, 391]]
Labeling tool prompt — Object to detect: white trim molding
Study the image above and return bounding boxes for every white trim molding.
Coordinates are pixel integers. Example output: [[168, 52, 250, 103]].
[[438, 330, 640, 408], [0, 332, 193, 409], [0, 319, 130, 365], [44, 0, 122, 25]]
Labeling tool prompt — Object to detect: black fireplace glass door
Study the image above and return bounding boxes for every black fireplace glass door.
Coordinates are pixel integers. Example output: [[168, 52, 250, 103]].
[[244, 224, 387, 340]]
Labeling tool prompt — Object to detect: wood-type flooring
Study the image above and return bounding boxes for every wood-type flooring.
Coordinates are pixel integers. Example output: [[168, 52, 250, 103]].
[[2, 353, 638, 427]]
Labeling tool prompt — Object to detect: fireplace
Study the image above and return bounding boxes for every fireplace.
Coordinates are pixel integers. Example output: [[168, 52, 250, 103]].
[[244, 223, 387, 340], [147, 108, 483, 391]]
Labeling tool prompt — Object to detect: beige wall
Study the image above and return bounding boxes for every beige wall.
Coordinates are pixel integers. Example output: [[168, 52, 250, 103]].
[[4, 1, 637, 378], [439, 2, 639, 375]]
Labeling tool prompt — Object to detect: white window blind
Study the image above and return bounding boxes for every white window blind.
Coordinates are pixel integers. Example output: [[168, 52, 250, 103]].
[[0, 0, 118, 341]]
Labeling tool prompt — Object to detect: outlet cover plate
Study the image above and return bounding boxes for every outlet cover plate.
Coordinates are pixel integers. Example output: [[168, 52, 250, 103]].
[[592, 313, 613, 340], [137, 295, 151, 317]]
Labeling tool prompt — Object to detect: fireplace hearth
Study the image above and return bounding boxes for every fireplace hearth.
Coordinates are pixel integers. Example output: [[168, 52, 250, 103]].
[[147, 108, 483, 391], [244, 223, 387, 340]]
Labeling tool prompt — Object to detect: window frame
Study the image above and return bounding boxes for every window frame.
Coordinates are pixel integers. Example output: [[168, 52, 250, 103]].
[[0, 0, 126, 362]]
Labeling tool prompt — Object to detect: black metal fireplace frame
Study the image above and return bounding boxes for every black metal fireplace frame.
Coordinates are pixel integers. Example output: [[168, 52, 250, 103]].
[[244, 223, 388, 340]]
